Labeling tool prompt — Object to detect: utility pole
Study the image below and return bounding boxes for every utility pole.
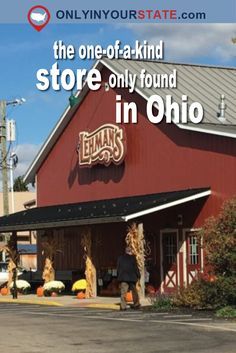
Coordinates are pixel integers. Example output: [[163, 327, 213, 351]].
[[0, 98, 25, 300], [0, 100, 9, 215], [0, 98, 25, 216]]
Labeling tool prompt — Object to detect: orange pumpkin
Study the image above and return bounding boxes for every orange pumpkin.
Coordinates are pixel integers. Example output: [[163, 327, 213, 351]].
[[125, 291, 133, 302], [209, 274, 217, 282], [36, 286, 44, 297], [77, 291, 86, 299], [1, 287, 8, 296], [146, 285, 156, 295]]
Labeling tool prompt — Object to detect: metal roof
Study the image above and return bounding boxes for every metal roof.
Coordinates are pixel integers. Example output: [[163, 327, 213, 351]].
[[101, 57, 236, 125], [24, 59, 236, 184], [178, 122, 236, 138], [0, 188, 210, 232]]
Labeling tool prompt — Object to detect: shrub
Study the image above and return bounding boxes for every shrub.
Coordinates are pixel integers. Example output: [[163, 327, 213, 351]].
[[183, 197, 236, 310], [173, 281, 204, 308], [199, 197, 236, 277], [216, 306, 236, 318], [148, 291, 173, 310], [173, 276, 236, 309], [215, 276, 236, 307]]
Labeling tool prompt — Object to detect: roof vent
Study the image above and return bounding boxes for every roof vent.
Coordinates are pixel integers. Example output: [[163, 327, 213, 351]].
[[217, 94, 227, 123]]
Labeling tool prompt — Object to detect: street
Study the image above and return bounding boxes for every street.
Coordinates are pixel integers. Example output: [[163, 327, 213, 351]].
[[0, 303, 235, 353]]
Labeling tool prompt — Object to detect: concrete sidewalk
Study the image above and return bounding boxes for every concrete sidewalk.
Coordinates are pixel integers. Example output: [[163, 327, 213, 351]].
[[0, 294, 151, 309]]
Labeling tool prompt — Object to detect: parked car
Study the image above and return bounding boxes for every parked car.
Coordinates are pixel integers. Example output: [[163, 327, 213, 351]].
[[0, 262, 8, 286], [0, 262, 24, 287]]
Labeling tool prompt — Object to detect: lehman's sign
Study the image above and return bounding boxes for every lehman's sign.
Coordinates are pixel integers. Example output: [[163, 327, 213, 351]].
[[78, 124, 126, 167]]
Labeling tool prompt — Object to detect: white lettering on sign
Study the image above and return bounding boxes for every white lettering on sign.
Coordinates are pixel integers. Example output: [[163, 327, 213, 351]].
[[78, 124, 126, 167]]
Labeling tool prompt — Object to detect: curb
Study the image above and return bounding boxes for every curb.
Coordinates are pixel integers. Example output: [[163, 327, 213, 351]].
[[85, 303, 120, 310], [0, 298, 63, 306], [0, 298, 120, 309]]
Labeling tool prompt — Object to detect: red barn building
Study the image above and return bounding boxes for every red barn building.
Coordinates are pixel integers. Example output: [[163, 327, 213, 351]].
[[0, 59, 235, 294]]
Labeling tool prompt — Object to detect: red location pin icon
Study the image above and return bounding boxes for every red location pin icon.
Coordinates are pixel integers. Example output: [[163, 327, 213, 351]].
[[28, 5, 51, 32]]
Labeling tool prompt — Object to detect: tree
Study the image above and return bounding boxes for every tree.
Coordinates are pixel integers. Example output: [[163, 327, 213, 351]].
[[200, 197, 236, 277], [174, 198, 236, 309], [13, 176, 29, 191]]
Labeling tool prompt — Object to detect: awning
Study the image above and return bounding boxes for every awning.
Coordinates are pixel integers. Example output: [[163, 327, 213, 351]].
[[0, 188, 210, 232]]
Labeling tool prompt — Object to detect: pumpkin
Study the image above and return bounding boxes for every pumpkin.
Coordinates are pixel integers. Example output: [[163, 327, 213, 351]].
[[1, 287, 8, 296], [125, 291, 133, 302], [77, 291, 86, 299], [36, 286, 44, 297], [209, 274, 217, 282], [146, 285, 156, 295]]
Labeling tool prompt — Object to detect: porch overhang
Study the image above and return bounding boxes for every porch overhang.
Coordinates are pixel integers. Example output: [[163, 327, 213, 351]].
[[0, 187, 210, 232], [122, 189, 211, 221]]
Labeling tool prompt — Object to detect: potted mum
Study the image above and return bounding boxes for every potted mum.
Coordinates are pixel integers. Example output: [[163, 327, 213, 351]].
[[10, 280, 31, 295], [43, 280, 65, 296], [72, 279, 87, 293], [72, 279, 87, 299]]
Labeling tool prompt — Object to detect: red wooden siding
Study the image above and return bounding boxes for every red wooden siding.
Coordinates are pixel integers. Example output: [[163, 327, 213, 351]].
[[37, 223, 126, 272], [36, 67, 236, 227]]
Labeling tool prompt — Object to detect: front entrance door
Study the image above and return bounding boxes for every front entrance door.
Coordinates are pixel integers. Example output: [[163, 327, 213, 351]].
[[186, 231, 202, 285], [161, 230, 178, 292]]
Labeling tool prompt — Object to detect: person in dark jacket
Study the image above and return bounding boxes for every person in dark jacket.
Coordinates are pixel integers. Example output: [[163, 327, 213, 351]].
[[117, 246, 141, 310]]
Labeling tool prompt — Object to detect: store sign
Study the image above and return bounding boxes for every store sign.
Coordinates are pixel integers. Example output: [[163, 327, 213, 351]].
[[78, 124, 126, 167]]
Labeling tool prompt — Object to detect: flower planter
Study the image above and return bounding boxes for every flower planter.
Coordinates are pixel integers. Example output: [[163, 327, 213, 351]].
[[43, 280, 65, 297], [72, 279, 87, 292], [10, 280, 31, 295]]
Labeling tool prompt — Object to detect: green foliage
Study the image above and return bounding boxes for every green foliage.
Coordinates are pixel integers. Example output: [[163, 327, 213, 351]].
[[173, 197, 236, 310], [173, 276, 236, 309], [13, 176, 29, 192], [173, 280, 205, 308], [216, 306, 236, 318], [148, 292, 173, 310], [199, 197, 236, 277]]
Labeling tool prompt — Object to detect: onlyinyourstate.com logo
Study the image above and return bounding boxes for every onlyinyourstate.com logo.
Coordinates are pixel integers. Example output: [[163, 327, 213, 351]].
[[27, 5, 51, 31]]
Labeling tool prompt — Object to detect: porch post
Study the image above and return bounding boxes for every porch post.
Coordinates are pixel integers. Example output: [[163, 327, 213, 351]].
[[137, 223, 145, 299], [92, 264, 97, 298], [82, 228, 97, 298], [7, 231, 18, 298]]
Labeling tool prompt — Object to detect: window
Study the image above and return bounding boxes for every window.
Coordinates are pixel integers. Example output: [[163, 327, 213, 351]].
[[189, 236, 199, 265], [164, 234, 177, 264]]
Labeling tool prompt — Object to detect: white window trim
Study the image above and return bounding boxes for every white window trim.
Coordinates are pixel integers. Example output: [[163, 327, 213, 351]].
[[160, 229, 179, 293], [183, 228, 203, 287]]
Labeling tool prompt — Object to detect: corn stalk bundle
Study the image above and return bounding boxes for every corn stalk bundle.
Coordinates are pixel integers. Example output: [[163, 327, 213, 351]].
[[41, 237, 60, 283], [125, 223, 145, 291], [81, 227, 96, 298], [42, 257, 55, 283]]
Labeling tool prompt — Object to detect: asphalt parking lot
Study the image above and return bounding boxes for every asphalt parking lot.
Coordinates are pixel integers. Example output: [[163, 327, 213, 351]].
[[0, 303, 235, 353]]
